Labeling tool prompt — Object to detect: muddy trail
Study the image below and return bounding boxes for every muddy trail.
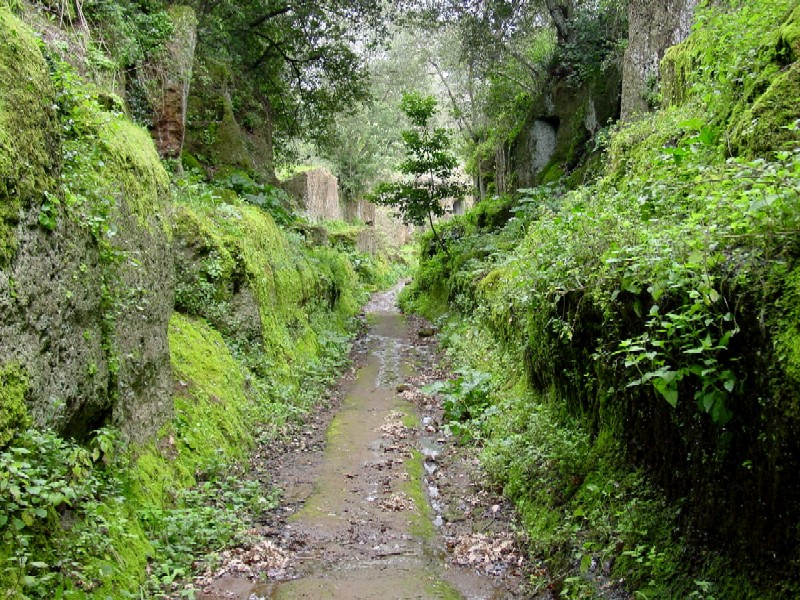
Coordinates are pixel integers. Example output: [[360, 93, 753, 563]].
[[195, 285, 529, 599]]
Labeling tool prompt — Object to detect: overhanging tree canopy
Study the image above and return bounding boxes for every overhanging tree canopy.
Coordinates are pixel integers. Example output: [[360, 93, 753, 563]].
[[189, 0, 387, 149]]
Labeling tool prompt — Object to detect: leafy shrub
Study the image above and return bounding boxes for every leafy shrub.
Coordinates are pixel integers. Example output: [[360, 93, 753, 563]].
[[0, 428, 126, 597], [139, 466, 278, 597], [213, 171, 295, 226], [424, 368, 492, 439]]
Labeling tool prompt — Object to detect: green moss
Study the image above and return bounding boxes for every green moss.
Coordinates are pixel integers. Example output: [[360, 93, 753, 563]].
[[730, 61, 800, 157], [166, 313, 253, 463], [86, 501, 153, 594], [538, 162, 565, 184], [0, 364, 29, 447], [181, 150, 203, 172], [175, 198, 361, 380], [167, 4, 198, 32], [424, 577, 463, 600], [184, 55, 242, 170], [0, 7, 59, 267], [660, 37, 698, 108], [404, 447, 435, 539], [97, 117, 171, 231], [121, 312, 255, 522], [465, 195, 514, 231], [661, 0, 799, 159]]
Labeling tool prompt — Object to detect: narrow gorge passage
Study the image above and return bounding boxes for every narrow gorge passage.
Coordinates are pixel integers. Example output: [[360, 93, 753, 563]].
[[199, 286, 516, 599]]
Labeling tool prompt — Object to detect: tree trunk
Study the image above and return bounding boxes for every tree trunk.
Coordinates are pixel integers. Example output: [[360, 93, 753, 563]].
[[545, 0, 574, 45]]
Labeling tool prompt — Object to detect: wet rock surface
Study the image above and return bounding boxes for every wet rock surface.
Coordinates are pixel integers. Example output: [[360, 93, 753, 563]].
[[194, 284, 530, 599]]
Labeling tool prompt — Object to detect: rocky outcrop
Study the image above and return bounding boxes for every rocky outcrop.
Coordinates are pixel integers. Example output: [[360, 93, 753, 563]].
[[184, 58, 276, 181], [374, 205, 416, 247], [0, 9, 173, 444], [342, 198, 377, 225], [282, 168, 343, 222], [498, 70, 621, 193], [143, 5, 198, 158], [621, 0, 699, 121]]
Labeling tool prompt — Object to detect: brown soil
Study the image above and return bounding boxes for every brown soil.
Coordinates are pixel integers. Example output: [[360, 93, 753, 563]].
[[194, 284, 530, 599]]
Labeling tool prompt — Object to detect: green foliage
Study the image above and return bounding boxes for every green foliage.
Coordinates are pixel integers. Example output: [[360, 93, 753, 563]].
[[661, 0, 800, 157], [557, 1, 628, 85], [370, 93, 466, 242], [139, 466, 278, 598], [0, 427, 127, 598], [423, 368, 492, 440], [84, 0, 174, 69], [195, 0, 385, 149], [404, 1, 800, 596], [319, 35, 425, 203], [213, 170, 294, 225]]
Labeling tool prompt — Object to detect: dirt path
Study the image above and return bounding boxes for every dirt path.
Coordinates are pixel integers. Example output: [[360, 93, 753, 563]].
[[196, 285, 527, 599]]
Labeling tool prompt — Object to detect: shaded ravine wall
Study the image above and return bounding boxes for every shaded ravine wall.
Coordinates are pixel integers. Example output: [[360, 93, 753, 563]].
[[0, 8, 174, 444], [495, 0, 700, 191], [621, 0, 700, 121]]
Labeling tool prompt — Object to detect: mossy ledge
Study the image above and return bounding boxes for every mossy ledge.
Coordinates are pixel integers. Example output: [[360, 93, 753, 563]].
[[0, 6, 59, 267]]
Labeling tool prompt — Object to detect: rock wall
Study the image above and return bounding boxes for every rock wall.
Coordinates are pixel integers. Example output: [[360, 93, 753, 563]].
[[374, 205, 416, 247], [0, 9, 173, 444], [184, 57, 276, 181], [281, 168, 343, 222], [621, 0, 699, 121], [342, 198, 377, 225], [500, 70, 621, 193]]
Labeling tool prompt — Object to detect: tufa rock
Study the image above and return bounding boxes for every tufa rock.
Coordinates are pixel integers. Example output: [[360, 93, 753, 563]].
[[0, 9, 174, 443]]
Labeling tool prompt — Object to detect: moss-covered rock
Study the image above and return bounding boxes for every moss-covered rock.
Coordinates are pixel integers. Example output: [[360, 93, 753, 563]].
[[184, 56, 276, 180], [661, 1, 800, 158], [728, 5, 800, 157], [775, 267, 800, 417], [504, 67, 621, 191], [0, 11, 174, 445], [130, 313, 256, 509], [0, 7, 60, 267], [174, 197, 361, 379], [0, 364, 29, 447]]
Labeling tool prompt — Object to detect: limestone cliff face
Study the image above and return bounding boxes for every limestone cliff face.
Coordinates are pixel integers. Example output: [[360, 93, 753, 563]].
[[621, 0, 699, 121], [0, 9, 174, 444]]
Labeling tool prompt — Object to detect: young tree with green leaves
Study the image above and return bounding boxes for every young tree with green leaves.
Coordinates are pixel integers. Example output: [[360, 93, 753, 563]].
[[370, 92, 466, 247]]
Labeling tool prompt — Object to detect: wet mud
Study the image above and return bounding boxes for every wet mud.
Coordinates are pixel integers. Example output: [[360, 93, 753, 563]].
[[196, 285, 527, 599]]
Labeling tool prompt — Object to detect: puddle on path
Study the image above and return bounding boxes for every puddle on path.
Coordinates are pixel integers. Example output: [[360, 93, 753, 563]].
[[199, 286, 512, 599]]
